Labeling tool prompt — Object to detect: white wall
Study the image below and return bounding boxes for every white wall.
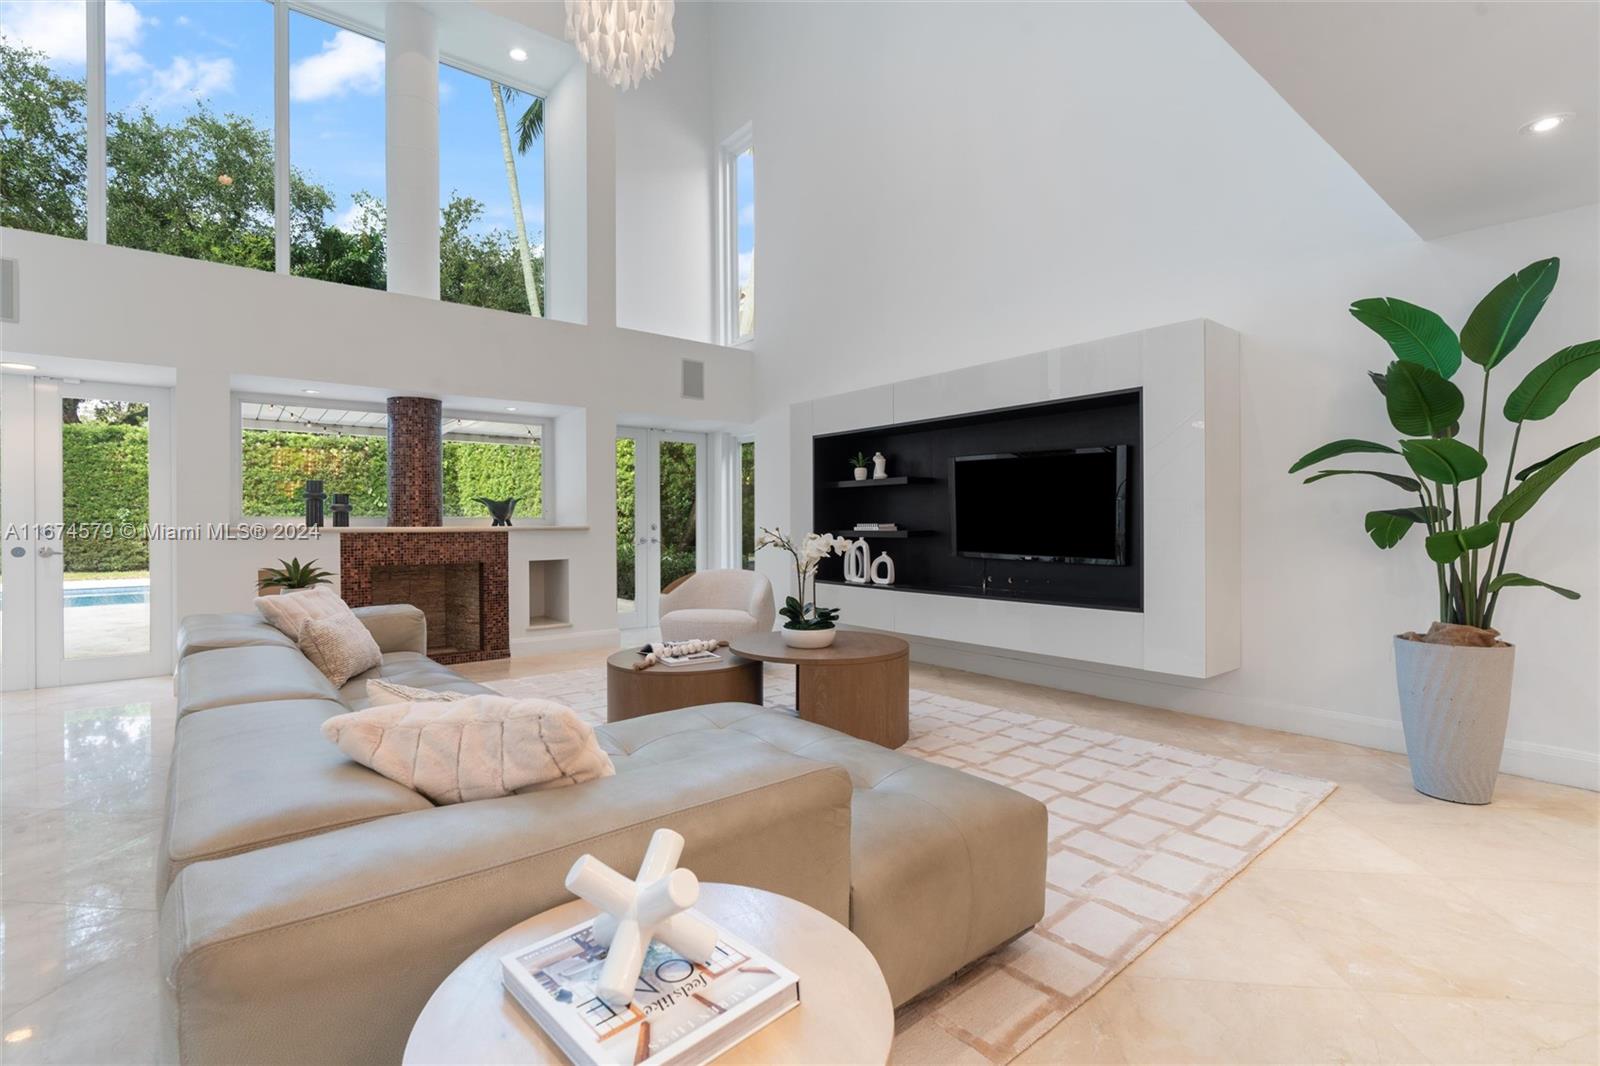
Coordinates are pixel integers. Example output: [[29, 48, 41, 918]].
[[714, 2, 1599, 786], [615, 0, 716, 342]]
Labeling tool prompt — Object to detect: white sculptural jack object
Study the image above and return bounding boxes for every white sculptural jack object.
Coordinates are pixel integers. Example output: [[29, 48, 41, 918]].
[[563, 828, 720, 1007], [843, 538, 871, 584]]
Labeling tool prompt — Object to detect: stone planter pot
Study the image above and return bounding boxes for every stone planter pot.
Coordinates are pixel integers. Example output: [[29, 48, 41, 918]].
[[782, 626, 837, 649], [853, 467, 869, 481], [1393, 635, 1515, 804]]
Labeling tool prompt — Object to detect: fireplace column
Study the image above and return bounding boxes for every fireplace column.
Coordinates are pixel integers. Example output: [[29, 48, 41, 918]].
[[387, 396, 442, 526]]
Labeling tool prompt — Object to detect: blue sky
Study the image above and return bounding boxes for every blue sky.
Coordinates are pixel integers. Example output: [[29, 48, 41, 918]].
[[3, 0, 544, 241]]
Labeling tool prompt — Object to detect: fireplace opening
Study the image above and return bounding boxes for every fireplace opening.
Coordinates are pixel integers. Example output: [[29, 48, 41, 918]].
[[371, 563, 482, 658]]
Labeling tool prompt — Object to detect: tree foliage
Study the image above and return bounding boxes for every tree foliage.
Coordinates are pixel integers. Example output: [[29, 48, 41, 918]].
[[1, 36, 545, 314]]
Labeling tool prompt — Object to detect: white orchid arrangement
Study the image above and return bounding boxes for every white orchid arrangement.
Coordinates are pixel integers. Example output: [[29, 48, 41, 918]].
[[756, 527, 852, 630]]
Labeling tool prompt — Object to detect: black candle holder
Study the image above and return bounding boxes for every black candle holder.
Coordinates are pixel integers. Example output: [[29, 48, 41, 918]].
[[304, 480, 326, 528]]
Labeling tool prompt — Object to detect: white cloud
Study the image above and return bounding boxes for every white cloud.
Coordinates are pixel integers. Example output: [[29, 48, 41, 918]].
[[738, 250, 754, 285], [0, 0, 147, 72], [290, 30, 383, 102], [137, 55, 233, 110]]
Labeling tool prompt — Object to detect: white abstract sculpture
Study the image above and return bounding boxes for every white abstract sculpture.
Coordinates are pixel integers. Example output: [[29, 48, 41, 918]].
[[563, 828, 720, 1007], [870, 551, 895, 586], [843, 538, 871, 584]]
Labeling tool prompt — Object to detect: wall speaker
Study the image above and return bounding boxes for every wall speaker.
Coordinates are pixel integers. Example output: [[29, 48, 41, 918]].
[[0, 258, 16, 323], [681, 358, 705, 400]]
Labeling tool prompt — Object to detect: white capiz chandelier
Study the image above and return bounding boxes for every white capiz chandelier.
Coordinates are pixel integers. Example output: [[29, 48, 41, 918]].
[[564, 0, 676, 91]]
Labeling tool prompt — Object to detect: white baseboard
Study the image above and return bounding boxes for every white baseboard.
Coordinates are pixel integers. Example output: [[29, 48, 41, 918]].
[[509, 626, 620, 656], [901, 635, 1599, 792]]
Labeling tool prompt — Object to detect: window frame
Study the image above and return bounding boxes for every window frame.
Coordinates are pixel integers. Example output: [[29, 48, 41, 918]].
[[717, 124, 755, 347], [232, 393, 555, 525]]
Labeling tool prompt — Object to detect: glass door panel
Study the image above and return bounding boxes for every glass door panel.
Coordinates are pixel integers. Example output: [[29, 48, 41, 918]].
[[657, 437, 700, 595], [615, 433, 646, 628], [617, 429, 705, 629]]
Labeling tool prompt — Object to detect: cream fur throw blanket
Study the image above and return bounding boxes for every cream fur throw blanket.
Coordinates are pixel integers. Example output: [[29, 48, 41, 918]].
[[321, 694, 616, 804]]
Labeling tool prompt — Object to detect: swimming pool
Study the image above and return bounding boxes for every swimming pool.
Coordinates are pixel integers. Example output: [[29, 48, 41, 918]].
[[64, 585, 151, 608]]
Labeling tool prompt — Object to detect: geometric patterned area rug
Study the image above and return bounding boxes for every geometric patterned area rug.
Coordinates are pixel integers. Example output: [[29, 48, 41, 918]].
[[490, 666, 1335, 1064]]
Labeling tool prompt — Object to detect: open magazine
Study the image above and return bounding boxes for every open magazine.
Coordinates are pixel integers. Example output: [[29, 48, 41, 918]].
[[501, 918, 800, 1066]]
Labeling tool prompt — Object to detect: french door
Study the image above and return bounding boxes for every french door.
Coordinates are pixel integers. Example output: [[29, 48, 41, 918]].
[[616, 428, 706, 629], [0, 376, 174, 688]]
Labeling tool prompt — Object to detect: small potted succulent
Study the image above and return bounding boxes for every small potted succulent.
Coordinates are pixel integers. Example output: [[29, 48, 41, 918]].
[[1291, 257, 1597, 803], [757, 527, 851, 647], [850, 451, 870, 481], [257, 557, 333, 595]]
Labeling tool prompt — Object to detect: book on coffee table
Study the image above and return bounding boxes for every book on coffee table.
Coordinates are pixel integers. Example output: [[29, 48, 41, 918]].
[[501, 918, 800, 1066]]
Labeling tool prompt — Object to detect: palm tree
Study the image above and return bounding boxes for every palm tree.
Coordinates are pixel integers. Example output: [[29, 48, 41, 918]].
[[490, 84, 544, 317]]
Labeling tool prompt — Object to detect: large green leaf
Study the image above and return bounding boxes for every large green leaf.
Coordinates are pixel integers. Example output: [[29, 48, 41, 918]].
[[1461, 258, 1560, 369], [1368, 370, 1388, 397], [1515, 440, 1590, 481], [1385, 361, 1464, 436], [1503, 341, 1600, 423], [1351, 298, 1462, 378], [1400, 438, 1488, 485], [1488, 435, 1600, 523], [1485, 573, 1580, 600], [1364, 507, 1444, 549], [1303, 469, 1421, 493], [1424, 521, 1498, 564], [1289, 439, 1399, 474]]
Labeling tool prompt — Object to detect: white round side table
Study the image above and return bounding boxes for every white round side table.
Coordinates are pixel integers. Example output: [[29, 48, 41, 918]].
[[403, 882, 895, 1065]]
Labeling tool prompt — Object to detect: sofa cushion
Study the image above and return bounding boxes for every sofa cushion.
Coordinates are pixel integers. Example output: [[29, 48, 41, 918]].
[[366, 679, 470, 705], [299, 611, 383, 687], [176, 612, 295, 660], [176, 645, 340, 718], [599, 703, 1047, 1005], [160, 699, 434, 890], [338, 653, 492, 709], [255, 585, 348, 641]]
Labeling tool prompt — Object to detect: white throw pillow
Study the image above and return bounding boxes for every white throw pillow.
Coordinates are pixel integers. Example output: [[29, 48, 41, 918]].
[[365, 679, 471, 706], [256, 585, 347, 641], [321, 694, 616, 804], [298, 611, 383, 687]]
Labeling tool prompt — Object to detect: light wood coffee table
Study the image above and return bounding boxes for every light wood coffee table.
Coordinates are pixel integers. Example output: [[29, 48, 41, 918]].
[[402, 883, 894, 1065], [729, 631, 910, 748], [605, 646, 764, 722]]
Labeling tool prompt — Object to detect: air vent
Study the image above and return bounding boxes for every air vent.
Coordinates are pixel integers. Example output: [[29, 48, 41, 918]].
[[0, 259, 16, 323], [681, 358, 705, 400]]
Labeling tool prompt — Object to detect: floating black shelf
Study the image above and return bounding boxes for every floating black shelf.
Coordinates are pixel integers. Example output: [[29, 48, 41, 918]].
[[827, 476, 941, 488], [833, 529, 935, 539]]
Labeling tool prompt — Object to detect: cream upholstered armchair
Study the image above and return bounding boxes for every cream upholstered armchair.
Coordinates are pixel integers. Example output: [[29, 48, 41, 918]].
[[658, 569, 776, 643]]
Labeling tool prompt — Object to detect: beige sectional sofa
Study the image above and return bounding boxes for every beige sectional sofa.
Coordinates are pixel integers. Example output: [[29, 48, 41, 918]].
[[161, 606, 1046, 1064]]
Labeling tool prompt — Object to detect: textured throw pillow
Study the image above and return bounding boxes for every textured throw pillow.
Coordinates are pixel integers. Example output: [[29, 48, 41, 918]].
[[256, 585, 348, 641], [365, 679, 471, 706], [321, 695, 616, 804], [298, 611, 383, 687]]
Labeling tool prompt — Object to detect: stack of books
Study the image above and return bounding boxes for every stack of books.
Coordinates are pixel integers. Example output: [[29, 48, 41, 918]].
[[852, 523, 899, 532], [502, 918, 800, 1065]]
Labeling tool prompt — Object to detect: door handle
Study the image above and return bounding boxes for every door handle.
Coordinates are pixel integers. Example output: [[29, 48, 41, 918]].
[[37, 546, 61, 558]]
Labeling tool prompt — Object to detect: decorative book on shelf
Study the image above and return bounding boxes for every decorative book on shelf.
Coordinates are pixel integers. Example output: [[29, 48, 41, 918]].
[[501, 918, 800, 1066]]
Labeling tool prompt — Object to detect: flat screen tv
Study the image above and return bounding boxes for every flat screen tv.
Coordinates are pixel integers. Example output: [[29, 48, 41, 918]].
[[951, 447, 1130, 565]]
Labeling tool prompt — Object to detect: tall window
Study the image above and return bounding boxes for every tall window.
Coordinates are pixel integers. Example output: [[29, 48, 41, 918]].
[[289, 11, 386, 290], [442, 416, 546, 520], [105, 0, 275, 269], [438, 62, 546, 317], [239, 399, 388, 517], [0, 0, 88, 239], [740, 440, 755, 569], [721, 133, 755, 344]]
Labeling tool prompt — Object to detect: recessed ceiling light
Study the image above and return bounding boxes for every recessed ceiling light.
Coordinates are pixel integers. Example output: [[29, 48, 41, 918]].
[[1523, 113, 1572, 134], [505, 406, 517, 412], [302, 388, 320, 395], [509, 47, 528, 62], [4, 1029, 33, 1044], [0, 361, 37, 370]]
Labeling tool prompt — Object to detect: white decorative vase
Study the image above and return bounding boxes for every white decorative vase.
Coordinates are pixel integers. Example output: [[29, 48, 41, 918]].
[[1393, 635, 1515, 805], [870, 552, 895, 586], [853, 467, 869, 481], [782, 627, 837, 649], [871, 452, 888, 479], [843, 539, 871, 584]]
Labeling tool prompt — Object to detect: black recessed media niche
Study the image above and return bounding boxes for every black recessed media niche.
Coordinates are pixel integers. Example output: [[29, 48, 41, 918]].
[[812, 390, 1142, 611]]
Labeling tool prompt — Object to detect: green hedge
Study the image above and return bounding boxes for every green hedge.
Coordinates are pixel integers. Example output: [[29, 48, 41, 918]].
[[615, 543, 695, 603], [239, 430, 543, 519], [62, 423, 150, 572]]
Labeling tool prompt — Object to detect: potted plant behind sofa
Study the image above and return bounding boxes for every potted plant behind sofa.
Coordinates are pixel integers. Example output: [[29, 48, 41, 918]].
[[256, 557, 333, 596], [1291, 258, 1598, 803], [757, 527, 850, 647]]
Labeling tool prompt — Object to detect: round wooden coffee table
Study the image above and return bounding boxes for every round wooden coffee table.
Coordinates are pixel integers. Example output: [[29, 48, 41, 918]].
[[403, 883, 894, 1065], [605, 646, 763, 722], [729, 631, 910, 748]]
